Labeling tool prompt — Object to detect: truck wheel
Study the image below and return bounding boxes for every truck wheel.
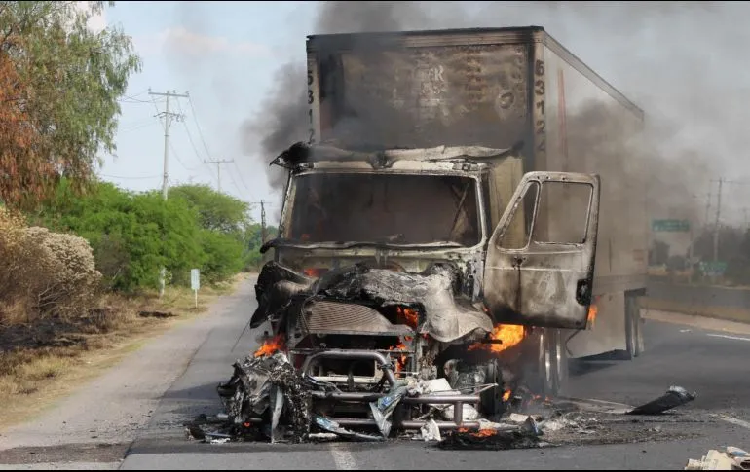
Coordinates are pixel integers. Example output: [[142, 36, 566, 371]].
[[552, 329, 569, 394], [479, 359, 505, 419], [623, 294, 641, 359], [534, 328, 568, 397]]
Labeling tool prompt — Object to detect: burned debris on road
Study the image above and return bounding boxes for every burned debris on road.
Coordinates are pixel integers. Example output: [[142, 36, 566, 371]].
[[686, 447, 750, 470], [184, 257, 698, 450], [184, 340, 698, 449]]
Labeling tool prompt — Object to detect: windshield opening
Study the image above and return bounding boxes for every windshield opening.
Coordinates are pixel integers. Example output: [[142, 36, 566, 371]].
[[284, 172, 481, 246]]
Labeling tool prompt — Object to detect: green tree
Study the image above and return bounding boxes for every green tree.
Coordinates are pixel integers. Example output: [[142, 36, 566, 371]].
[[200, 229, 244, 282], [38, 182, 205, 292], [0, 1, 141, 210], [170, 184, 250, 234], [242, 222, 278, 270]]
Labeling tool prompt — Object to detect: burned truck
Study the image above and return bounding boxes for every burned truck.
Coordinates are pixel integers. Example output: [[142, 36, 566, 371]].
[[248, 26, 647, 433]]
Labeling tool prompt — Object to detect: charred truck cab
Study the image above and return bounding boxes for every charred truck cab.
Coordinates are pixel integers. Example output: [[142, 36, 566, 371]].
[[253, 143, 600, 421], [251, 26, 646, 432]]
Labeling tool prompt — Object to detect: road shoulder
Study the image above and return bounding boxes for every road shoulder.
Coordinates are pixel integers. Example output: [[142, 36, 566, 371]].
[[643, 309, 750, 336], [0, 276, 255, 468]]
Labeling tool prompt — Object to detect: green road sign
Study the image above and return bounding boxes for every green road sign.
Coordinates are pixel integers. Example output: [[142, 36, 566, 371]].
[[699, 261, 728, 276], [652, 219, 691, 233]]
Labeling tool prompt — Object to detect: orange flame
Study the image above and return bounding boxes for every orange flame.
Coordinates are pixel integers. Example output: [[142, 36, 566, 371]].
[[303, 268, 321, 277], [587, 304, 598, 325], [457, 427, 498, 437], [469, 324, 526, 353], [472, 429, 498, 437], [253, 334, 284, 357], [502, 389, 512, 402], [388, 342, 408, 373], [396, 306, 419, 328]]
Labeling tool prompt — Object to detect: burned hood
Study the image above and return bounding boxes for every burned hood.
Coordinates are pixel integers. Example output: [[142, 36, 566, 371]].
[[251, 262, 493, 344]]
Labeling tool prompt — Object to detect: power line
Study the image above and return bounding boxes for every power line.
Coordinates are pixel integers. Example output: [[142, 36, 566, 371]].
[[119, 121, 157, 133], [205, 159, 235, 194], [186, 96, 249, 194], [149, 97, 195, 172], [100, 173, 161, 180], [169, 141, 194, 172], [232, 161, 250, 192], [187, 96, 213, 161], [224, 162, 244, 196], [174, 99, 218, 183]]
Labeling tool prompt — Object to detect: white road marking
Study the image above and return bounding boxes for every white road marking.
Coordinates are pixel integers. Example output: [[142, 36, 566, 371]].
[[329, 443, 357, 470], [718, 415, 750, 430], [707, 333, 750, 342], [679, 329, 692, 333]]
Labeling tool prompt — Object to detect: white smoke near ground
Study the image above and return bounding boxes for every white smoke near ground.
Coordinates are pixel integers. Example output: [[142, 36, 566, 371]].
[[242, 1, 749, 234]]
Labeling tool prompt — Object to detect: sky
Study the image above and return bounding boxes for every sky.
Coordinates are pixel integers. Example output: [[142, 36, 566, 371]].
[[95, 1, 317, 225], [93, 1, 750, 234]]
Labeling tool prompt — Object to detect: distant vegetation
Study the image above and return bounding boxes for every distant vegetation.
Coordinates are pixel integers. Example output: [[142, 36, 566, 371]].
[[0, 2, 276, 324], [1, 180, 274, 324], [649, 226, 750, 286], [29, 181, 273, 293], [0, 2, 277, 413]]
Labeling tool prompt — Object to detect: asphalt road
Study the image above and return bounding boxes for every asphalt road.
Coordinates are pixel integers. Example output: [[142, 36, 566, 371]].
[[3, 278, 750, 470]]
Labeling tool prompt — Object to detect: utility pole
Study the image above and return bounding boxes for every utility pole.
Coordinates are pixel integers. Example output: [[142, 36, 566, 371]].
[[260, 200, 267, 244], [704, 187, 712, 231], [149, 89, 188, 298], [205, 159, 235, 193], [712, 178, 724, 263], [149, 89, 188, 200], [250, 200, 271, 244]]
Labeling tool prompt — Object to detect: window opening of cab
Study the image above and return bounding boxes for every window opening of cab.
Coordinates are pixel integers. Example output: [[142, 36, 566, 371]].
[[497, 180, 593, 250], [284, 173, 481, 246]]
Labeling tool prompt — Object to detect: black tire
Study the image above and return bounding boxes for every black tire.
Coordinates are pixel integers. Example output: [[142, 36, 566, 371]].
[[479, 359, 506, 418]]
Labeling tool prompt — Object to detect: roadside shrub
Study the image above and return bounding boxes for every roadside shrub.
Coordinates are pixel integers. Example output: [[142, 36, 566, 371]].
[[24, 227, 101, 316], [0, 207, 101, 324]]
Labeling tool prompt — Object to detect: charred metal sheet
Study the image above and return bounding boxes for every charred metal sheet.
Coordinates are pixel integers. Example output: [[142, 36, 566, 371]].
[[272, 142, 522, 169], [215, 352, 320, 443], [301, 300, 413, 336], [252, 261, 493, 344], [250, 262, 316, 329], [626, 385, 696, 416], [317, 263, 492, 343]]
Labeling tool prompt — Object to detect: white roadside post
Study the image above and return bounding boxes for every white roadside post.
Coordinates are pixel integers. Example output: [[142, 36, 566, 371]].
[[191, 269, 200, 309]]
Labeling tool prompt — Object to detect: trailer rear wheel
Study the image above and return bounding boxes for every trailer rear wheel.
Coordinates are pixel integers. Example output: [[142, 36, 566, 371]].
[[624, 294, 642, 359], [553, 329, 569, 393], [533, 328, 568, 397]]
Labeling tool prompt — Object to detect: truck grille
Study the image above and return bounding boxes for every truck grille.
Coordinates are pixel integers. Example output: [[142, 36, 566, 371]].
[[301, 300, 413, 336]]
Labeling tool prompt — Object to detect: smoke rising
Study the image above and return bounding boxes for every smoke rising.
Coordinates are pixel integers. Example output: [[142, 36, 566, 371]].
[[243, 1, 746, 234]]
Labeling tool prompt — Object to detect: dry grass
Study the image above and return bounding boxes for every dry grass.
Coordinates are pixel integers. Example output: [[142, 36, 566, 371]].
[[0, 272, 251, 430]]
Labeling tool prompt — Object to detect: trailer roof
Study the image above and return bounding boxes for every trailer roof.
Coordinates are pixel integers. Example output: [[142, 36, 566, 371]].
[[306, 26, 644, 120]]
